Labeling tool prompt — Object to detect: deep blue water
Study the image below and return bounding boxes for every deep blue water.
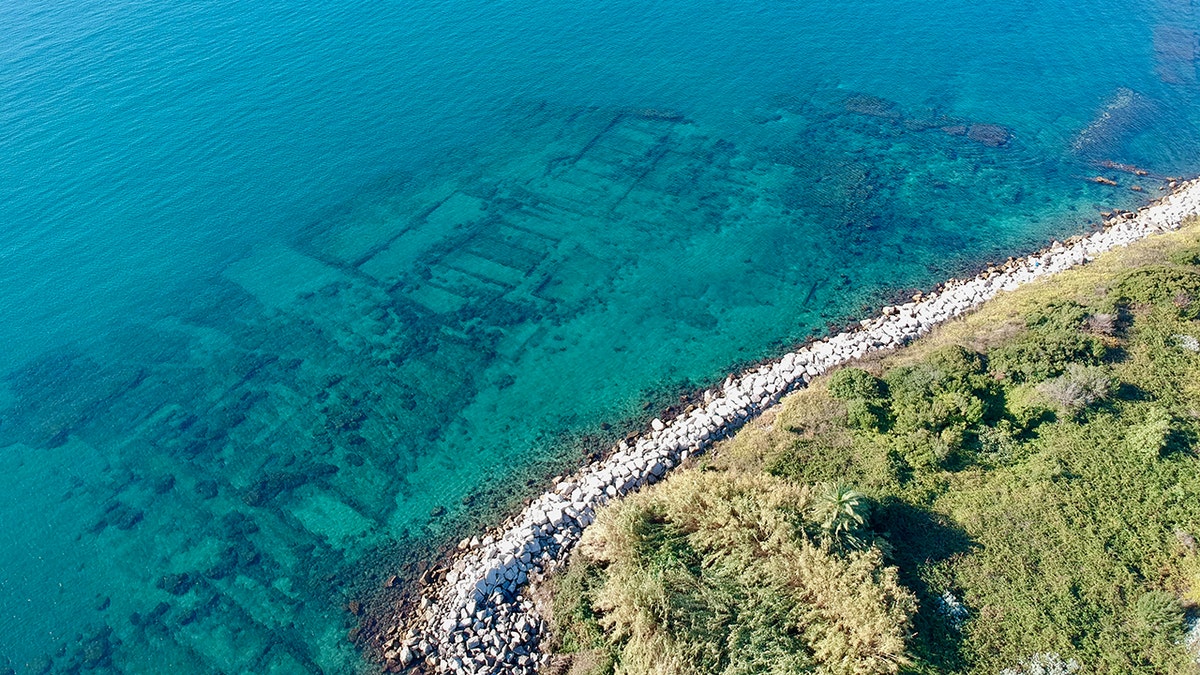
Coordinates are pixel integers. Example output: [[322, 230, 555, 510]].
[[1, 0, 1199, 672]]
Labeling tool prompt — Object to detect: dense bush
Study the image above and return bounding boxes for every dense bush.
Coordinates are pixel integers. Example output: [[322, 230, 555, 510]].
[[986, 300, 1109, 383], [1023, 300, 1091, 333], [827, 368, 889, 431], [1121, 308, 1200, 409], [1125, 406, 1175, 460], [844, 397, 888, 432], [549, 553, 612, 655], [1167, 245, 1200, 266], [827, 367, 884, 401], [1110, 265, 1200, 318], [988, 330, 1107, 383], [565, 472, 916, 675], [882, 346, 998, 464], [975, 421, 1021, 460], [766, 436, 902, 490], [1133, 590, 1184, 639], [1035, 364, 1113, 416]]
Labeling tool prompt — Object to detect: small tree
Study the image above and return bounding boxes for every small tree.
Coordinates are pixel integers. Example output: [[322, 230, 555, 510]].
[[813, 481, 871, 550]]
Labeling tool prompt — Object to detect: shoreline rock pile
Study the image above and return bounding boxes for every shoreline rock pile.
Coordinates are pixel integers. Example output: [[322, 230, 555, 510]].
[[387, 179, 1200, 674]]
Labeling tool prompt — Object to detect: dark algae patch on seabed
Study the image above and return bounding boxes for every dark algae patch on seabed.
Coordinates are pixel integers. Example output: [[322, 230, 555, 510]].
[[544, 221, 1200, 673]]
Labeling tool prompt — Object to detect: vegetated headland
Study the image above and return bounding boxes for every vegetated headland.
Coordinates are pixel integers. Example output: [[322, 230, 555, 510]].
[[377, 181, 1200, 675]]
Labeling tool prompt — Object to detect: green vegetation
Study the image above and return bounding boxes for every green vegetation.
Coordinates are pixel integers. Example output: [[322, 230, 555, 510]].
[[546, 221, 1200, 674], [550, 472, 915, 675]]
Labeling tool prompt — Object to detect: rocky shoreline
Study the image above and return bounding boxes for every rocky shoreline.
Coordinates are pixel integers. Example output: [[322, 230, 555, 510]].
[[379, 178, 1200, 675]]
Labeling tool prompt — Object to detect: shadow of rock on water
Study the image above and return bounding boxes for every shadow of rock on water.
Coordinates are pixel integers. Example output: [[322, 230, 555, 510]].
[[966, 123, 1013, 148], [19, 624, 121, 675], [874, 499, 976, 672]]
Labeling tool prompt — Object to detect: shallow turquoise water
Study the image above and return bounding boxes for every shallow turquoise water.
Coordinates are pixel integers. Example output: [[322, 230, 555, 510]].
[[1, 0, 1199, 672]]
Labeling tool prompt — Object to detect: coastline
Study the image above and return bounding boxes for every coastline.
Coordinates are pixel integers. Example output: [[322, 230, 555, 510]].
[[375, 177, 1200, 675]]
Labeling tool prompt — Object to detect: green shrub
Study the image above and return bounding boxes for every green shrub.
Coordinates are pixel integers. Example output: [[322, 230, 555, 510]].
[[1133, 590, 1183, 639], [924, 344, 988, 382], [828, 367, 884, 400], [988, 330, 1107, 383], [766, 438, 845, 482], [549, 557, 611, 654], [890, 428, 955, 471], [1125, 406, 1175, 460], [845, 397, 888, 432], [976, 421, 1021, 461], [1110, 265, 1200, 318], [1023, 300, 1091, 333], [885, 346, 995, 446], [1003, 384, 1056, 432], [766, 436, 902, 489], [827, 368, 888, 431], [1168, 245, 1200, 266], [1120, 307, 1200, 409]]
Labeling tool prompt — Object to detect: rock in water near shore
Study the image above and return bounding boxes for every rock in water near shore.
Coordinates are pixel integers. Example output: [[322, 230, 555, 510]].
[[967, 123, 1012, 148], [1071, 87, 1158, 158]]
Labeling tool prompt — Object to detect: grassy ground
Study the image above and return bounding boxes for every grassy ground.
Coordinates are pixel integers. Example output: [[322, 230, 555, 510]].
[[545, 218, 1200, 674]]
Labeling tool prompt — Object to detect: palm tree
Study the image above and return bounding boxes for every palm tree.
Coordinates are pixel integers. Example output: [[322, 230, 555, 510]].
[[813, 481, 871, 550]]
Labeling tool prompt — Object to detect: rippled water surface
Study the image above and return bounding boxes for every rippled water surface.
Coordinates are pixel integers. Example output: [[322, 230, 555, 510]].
[[2, 0, 1199, 671]]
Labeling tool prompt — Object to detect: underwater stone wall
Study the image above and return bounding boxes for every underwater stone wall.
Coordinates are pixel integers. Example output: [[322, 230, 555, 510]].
[[385, 179, 1200, 675]]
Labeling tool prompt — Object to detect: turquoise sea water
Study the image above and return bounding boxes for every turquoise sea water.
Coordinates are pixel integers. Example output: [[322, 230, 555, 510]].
[[2, 0, 1199, 672]]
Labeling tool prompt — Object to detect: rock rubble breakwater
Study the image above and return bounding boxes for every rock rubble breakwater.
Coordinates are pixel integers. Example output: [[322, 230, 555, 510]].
[[383, 179, 1200, 674]]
